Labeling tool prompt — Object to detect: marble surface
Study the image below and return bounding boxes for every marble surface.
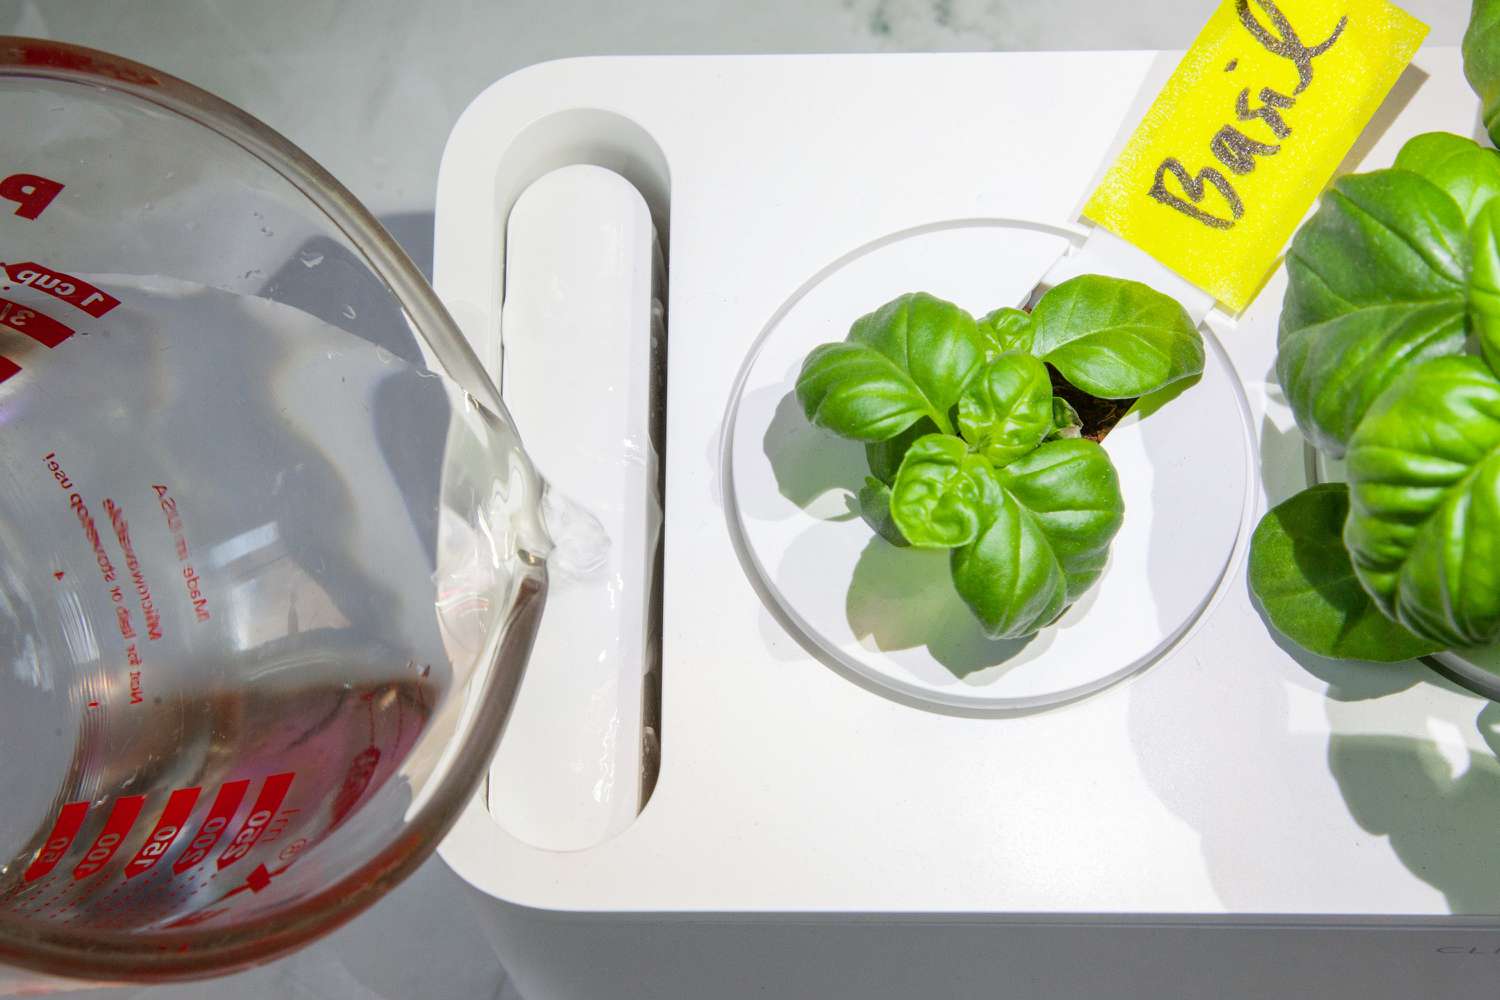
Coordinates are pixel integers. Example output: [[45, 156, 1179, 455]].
[[0, 0, 1472, 996], [0, 0, 1466, 228]]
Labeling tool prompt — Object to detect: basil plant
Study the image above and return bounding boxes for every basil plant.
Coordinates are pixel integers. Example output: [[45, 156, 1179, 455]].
[[1248, 0, 1500, 660], [796, 276, 1204, 640]]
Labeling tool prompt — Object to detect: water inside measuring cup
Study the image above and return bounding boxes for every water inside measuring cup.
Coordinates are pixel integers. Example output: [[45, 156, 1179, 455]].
[[0, 275, 540, 929]]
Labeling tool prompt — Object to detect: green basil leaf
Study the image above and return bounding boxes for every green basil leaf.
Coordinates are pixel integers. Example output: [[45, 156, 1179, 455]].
[[795, 292, 982, 441], [1345, 356, 1500, 647], [956, 353, 1053, 466], [1276, 303, 1468, 458], [865, 417, 940, 486], [1465, 0, 1500, 148], [1281, 170, 1470, 332], [949, 489, 1068, 639], [1278, 169, 1471, 456], [977, 306, 1034, 357], [890, 434, 997, 549], [795, 342, 937, 442], [950, 439, 1124, 639], [1393, 132, 1500, 225], [994, 439, 1125, 601], [1048, 396, 1083, 440], [1248, 484, 1444, 662], [1030, 274, 1204, 400], [857, 476, 909, 547], [1470, 199, 1500, 375]]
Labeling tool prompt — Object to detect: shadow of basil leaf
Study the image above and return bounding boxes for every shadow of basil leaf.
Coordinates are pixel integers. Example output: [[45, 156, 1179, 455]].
[[1129, 370, 1201, 422], [1251, 608, 1426, 702], [1329, 724, 1500, 914], [763, 388, 866, 516], [844, 534, 1033, 678]]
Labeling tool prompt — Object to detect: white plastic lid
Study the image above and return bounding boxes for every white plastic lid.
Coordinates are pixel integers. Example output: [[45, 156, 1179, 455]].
[[725, 221, 1255, 712]]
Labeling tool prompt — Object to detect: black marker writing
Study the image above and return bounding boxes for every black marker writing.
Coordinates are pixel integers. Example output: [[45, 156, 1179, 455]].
[[1236, 86, 1295, 139], [1236, 0, 1346, 95], [1210, 125, 1282, 174], [1148, 0, 1345, 229], [1149, 159, 1245, 230]]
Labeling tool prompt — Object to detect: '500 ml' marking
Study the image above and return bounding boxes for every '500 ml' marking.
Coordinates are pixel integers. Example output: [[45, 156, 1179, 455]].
[[174, 780, 251, 874], [218, 773, 295, 869], [12, 773, 299, 897]]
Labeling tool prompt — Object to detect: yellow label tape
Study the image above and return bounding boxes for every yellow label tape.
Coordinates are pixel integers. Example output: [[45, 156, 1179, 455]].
[[1083, 0, 1428, 312]]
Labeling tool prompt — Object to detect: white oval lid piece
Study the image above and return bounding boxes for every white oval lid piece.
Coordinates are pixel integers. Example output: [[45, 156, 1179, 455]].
[[725, 221, 1256, 713]]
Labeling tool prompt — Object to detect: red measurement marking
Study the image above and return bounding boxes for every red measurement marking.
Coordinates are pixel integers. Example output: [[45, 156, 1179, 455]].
[[217, 773, 294, 870], [153, 485, 212, 623], [53, 570, 64, 581], [173, 780, 249, 874], [86, 701, 99, 708], [331, 747, 381, 830], [0, 355, 17, 384], [203, 857, 299, 911], [0, 173, 63, 220], [24, 802, 89, 882], [48, 464, 116, 595], [123, 787, 201, 880], [72, 795, 145, 880], [0, 296, 74, 347], [103, 499, 162, 643], [2, 263, 118, 318], [244, 864, 273, 894]]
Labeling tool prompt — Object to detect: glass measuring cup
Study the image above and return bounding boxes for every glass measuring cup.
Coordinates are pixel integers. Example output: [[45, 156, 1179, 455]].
[[0, 37, 549, 981]]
